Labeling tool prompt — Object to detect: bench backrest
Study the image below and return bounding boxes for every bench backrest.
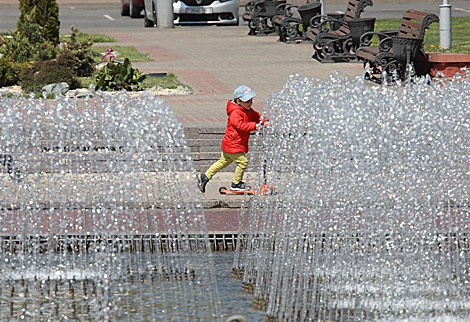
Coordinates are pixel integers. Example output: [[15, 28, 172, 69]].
[[398, 9, 439, 39], [344, 0, 373, 22], [327, 0, 372, 34]]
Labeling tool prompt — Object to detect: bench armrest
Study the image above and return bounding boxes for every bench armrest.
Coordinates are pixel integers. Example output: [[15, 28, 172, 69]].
[[310, 15, 347, 31], [359, 29, 400, 52], [280, 16, 302, 29]]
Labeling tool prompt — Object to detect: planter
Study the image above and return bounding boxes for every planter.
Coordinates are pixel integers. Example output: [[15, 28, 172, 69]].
[[348, 17, 376, 51], [392, 36, 423, 68], [298, 3, 321, 28], [263, 0, 286, 17], [427, 52, 470, 77], [298, 2, 321, 42]]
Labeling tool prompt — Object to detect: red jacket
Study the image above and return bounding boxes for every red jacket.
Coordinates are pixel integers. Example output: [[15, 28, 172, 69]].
[[221, 100, 267, 153]]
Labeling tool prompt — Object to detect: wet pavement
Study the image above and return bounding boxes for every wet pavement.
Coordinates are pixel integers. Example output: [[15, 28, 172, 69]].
[[2, 0, 470, 231]]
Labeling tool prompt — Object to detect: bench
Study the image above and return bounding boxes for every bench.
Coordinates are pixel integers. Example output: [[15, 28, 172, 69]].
[[275, 2, 322, 43], [356, 9, 439, 81], [243, 0, 287, 36], [304, 0, 374, 62], [271, 0, 319, 42]]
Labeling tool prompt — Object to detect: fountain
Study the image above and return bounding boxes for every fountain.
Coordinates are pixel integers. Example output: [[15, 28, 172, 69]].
[[234, 71, 470, 321], [2, 70, 470, 321], [0, 89, 220, 320]]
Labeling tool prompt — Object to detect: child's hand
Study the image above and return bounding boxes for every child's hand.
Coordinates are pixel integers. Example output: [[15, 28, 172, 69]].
[[257, 122, 268, 130]]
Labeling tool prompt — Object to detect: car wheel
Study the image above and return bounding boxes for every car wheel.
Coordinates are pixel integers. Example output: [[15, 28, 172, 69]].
[[144, 6, 154, 27], [120, 0, 130, 16], [129, 0, 140, 18]]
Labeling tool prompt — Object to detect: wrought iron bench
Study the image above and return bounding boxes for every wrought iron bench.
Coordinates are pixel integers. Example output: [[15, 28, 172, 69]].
[[271, 0, 319, 42], [244, 0, 286, 36], [304, 0, 374, 62], [242, 0, 267, 35], [274, 2, 322, 43], [356, 9, 439, 81]]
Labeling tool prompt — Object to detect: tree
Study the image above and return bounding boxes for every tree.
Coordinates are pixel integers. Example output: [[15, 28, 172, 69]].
[[4, 10, 55, 63], [17, 0, 60, 46], [60, 27, 96, 77]]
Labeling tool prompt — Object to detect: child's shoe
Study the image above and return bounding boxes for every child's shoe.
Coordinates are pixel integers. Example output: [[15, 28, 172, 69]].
[[198, 173, 209, 193], [230, 181, 250, 191]]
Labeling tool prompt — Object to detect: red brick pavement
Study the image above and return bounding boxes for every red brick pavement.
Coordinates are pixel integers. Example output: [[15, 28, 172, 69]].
[[175, 70, 233, 95], [204, 209, 240, 232], [133, 45, 186, 62], [0, 209, 240, 233]]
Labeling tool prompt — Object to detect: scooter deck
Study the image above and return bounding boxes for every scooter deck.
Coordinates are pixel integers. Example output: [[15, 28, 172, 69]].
[[219, 185, 273, 195], [219, 187, 257, 195]]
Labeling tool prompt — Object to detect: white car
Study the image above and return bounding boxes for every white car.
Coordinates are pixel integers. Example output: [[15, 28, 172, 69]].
[[143, 0, 239, 26]]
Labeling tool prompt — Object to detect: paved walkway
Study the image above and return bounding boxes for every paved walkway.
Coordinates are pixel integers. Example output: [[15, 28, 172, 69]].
[[3, 0, 470, 214], [92, 23, 368, 206], [92, 26, 365, 128]]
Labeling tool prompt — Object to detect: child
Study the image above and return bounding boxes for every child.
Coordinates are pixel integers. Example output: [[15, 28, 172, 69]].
[[197, 85, 268, 193]]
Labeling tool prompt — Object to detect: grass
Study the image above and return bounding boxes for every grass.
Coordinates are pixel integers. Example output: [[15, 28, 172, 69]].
[[92, 46, 154, 62], [373, 16, 470, 54], [60, 32, 116, 43], [1, 92, 55, 99], [78, 72, 189, 91], [140, 72, 186, 90]]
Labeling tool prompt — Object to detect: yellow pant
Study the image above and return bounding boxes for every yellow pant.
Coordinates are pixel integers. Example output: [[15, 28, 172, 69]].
[[205, 152, 248, 184]]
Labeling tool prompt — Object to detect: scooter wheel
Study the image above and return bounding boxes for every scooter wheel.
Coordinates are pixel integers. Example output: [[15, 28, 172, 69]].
[[219, 187, 226, 194]]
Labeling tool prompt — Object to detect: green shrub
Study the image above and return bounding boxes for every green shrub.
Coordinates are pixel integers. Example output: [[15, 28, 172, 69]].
[[18, 0, 60, 46], [60, 27, 96, 77], [20, 51, 80, 93], [2, 11, 56, 63], [95, 56, 146, 92], [0, 56, 30, 87]]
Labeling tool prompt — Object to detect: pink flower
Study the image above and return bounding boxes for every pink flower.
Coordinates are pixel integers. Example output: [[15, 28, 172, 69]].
[[101, 47, 115, 62]]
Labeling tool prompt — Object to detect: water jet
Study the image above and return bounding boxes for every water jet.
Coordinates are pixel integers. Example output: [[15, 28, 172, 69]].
[[235, 71, 470, 321]]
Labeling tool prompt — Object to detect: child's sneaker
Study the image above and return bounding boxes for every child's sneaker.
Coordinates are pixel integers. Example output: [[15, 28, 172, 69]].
[[230, 181, 250, 191], [197, 173, 209, 193]]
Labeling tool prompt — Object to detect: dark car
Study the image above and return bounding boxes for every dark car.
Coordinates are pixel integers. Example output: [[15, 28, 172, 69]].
[[120, 0, 145, 18]]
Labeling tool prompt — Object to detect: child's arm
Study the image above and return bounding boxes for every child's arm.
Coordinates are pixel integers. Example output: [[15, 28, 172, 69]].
[[252, 110, 269, 126], [229, 110, 257, 132]]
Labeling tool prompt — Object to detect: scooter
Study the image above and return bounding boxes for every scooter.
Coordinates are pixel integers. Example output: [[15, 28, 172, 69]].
[[218, 184, 273, 195], [219, 127, 274, 196]]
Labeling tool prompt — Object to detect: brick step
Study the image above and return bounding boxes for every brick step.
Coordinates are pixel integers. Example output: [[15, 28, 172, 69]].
[[183, 127, 225, 140], [1, 126, 264, 174]]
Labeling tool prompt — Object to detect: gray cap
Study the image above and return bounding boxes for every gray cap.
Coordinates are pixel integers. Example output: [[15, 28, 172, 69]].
[[233, 85, 256, 102]]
